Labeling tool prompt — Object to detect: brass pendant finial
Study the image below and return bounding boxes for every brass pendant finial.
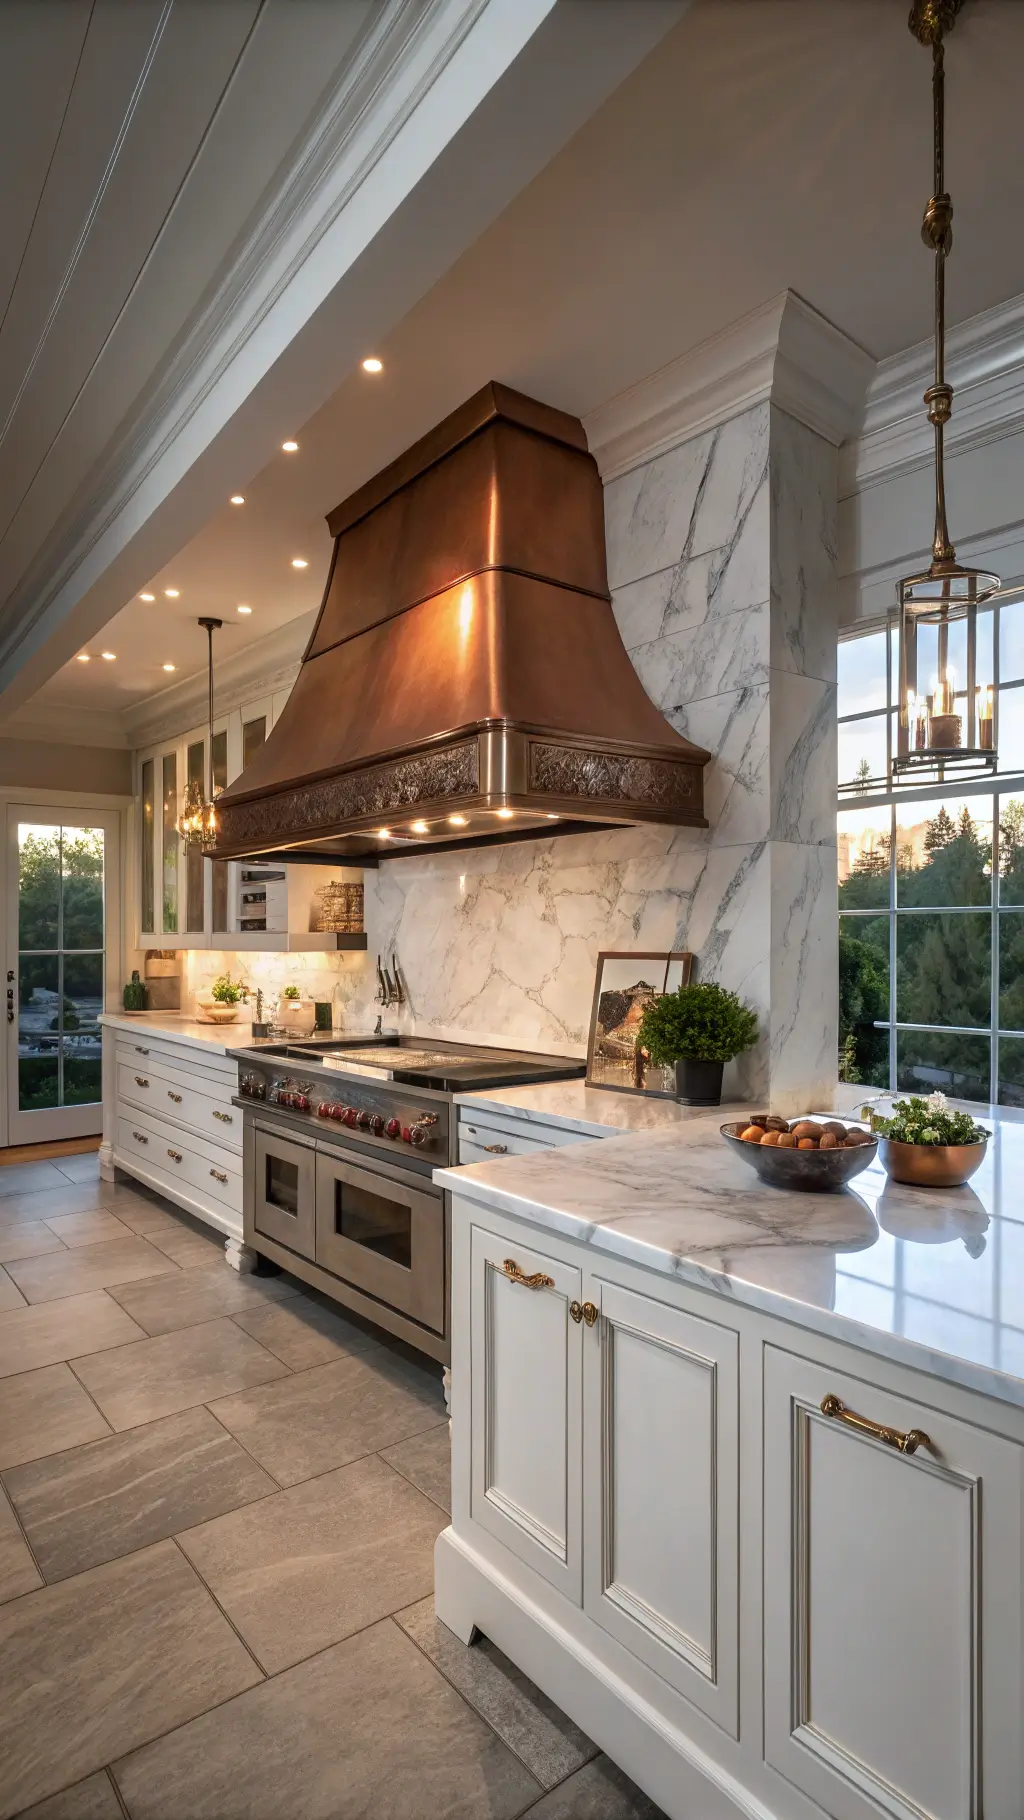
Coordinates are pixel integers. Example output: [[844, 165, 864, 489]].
[[908, 0, 964, 47]]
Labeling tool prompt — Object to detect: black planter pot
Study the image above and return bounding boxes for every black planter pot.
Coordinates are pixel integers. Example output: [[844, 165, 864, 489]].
[[673, 1057, 725, 1106]]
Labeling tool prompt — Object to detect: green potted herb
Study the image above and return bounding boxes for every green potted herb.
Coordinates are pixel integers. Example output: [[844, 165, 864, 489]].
[[637, 981, 759, 1106], [277, 983, 316, 1036], [863, 1092, 989, 1187], [196, 973, 248, 1026]]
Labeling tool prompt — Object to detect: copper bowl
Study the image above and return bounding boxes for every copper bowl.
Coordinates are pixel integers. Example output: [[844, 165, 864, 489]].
[[721, 1120, 878, 1192], [877, 1136, 988, 1188]]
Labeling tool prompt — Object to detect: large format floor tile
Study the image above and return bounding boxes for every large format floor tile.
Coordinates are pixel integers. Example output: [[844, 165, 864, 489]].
[[0, 1187, 109, 1228], [16, 1769, 122, 1819], [519, 1755, 666, 1819], [107, 1263, 299, 1335], [113, 1617, 542, 1820], [41, 1211, 132, 1250], [0, 1293, 146, 1379], [381, 1421, 452, 1513], [52, 1154, 104, 1185], [0, 1267, 26, 1312], [231, 1291, 386, 1370], [0, 1163, 73, 1200], [5, 1237, 178, 1305], [396, 1598, 596, 1790], [141, 1221, 226, 1269], [177, 1453, 446, 1673], [0, 1224, 66, 1265], [0, 1540, 262, 1818], [0, 1485, 41, 1605], [6, 1405, 277, 1582], [0, 1363, 110, 1470], [72, 1317, 290, 1429], [210, 1343, 445, 1485]]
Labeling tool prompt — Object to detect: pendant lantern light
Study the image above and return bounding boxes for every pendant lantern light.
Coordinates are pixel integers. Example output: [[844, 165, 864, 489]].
[[177, 617, 222, 847]]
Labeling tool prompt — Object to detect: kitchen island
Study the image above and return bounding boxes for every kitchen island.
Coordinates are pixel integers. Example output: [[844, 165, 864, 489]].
[[435, 1115, 1024, 1820]]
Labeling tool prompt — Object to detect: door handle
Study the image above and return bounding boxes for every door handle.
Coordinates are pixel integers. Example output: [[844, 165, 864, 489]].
[[502, 1257, 554, 1291], [570, 1301, 598, 1326], [135, 1046, 149, 1055], [167, 1148, 182, 1163], [167, 1091, 182, 1103], [212, 1109, 233, 1124], [210, 1168, 228, 1184], [132, 1130, 148, 1145], [484, 1143, 508, 1154], [819, 1393, 931, 1456], [134, 1075, 149, 1088]]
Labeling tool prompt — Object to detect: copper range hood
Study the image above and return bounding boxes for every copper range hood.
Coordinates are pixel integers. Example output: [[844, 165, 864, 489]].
[[210, 382, 709, 864]]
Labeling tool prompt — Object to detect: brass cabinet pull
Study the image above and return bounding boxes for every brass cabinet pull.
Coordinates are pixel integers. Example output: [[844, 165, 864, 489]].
[[134, 1075, 149, 1087], [502, 1257, 554, 1291], [570, 1300, 598, 1327], [820, 1393, 930, 1456], [484, 1143, 508, 1154], [132, 1130, 148, 1145], [167, 1090, 182, 1103], [135, 1045, 149, 1055], [212, 1109, 233, 1124], [210, 1168, 228, 1184], [167, 1148, 182, 1163]]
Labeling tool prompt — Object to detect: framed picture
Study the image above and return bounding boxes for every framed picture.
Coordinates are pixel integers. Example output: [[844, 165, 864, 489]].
[[585, 951, 694, 1097]]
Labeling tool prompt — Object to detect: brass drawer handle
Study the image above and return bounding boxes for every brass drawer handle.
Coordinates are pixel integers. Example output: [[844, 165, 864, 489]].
[[212, 1109, 233, 1124], [210, 1167, 228, 1184], [132, 1130, 148, 1145], [135, 1045, 149, 1055], [134, 1075, 149, 1087], [167, 1090, 182, 1103], [502, 1257, 553, 1291], [167, 1148, 182, 1163], [484, 1143, 508, 1154], [820, 1393, 930, 1456], [570, 1300, 598, 1327]]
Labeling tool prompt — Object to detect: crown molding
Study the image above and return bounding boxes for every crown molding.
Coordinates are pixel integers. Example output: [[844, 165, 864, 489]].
[[123, 611, 315, 749], [0, 703, 130, 749], [584, 291, 873, 482], [840, 290, 1024, 499]]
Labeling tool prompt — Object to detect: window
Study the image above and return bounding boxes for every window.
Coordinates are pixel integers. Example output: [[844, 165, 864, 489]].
[[839, 601, 1024, 1106]]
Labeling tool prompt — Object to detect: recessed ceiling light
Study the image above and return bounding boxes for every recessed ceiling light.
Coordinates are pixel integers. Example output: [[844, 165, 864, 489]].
[[162, 663, 176, 672], [362, 357, 383, 374], [76, 653, 90, 663], [139, 592, 155, 602], [237, 604, 252, 615], [448, 814, 468, 827], [495, 808, 514, 820], [101, 651, 116, 661], [164, 588, 179, 598], [376, 828, 391, 839], [410, 820, 428, 834], [281, 440, 299, 453], [230, 495, 245, 505], [291, 558, 308, 569]]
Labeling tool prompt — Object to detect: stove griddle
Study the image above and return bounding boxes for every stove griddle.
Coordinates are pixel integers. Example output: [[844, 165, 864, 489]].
[[285, 1040, 584, 1093]]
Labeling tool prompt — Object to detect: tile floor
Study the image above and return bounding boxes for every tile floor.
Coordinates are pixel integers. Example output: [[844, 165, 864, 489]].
[[0, 1154, 665, 1820]]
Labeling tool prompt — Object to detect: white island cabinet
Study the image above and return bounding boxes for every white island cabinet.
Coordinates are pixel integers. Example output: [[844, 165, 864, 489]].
[[435, 1122, 1024, 1820], [99, 1013, 248, 1266]]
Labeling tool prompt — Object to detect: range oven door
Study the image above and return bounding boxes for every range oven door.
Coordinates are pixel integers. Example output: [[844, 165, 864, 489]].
[[249, 1123, 316, 1259], [314, 1148, 445, 1335]]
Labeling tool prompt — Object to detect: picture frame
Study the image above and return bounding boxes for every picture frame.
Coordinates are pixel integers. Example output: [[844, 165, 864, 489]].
[[585, 950, 695, 1097]]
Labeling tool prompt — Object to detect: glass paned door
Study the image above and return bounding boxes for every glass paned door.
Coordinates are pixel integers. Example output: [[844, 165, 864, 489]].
[[7, 811, 118, 1144]]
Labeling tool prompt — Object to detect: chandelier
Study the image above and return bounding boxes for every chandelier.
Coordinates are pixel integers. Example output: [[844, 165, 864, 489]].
[[891, 0, 1020, 786], [177, 617, 222, 848]]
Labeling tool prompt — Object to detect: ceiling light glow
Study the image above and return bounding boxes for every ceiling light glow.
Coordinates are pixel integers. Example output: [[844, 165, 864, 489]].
[[162, 663, 176, 672], [237, 604, 252, 615], [164, 588, 179, 598], [101, 652, 116, 661], [448, 814, 468, 827], [140, 592, 155, 602], [376, 828, 391, 839], [291, 558, 308, 569], [410, 820, 428, 834], [495, 808, 514, 820], [362, 357, 383, 374], [76, 653, 90, 663], [281, 440, 299, 452], [230, 495, 245, 505]]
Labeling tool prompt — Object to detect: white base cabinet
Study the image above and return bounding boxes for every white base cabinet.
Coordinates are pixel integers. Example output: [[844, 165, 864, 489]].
[[439, 1197, 1024, 1820]]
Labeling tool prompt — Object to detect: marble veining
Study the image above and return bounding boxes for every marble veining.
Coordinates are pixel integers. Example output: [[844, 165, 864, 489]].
[[438, 1112, 1024, 1411], [456, 1080, 746, 1140]]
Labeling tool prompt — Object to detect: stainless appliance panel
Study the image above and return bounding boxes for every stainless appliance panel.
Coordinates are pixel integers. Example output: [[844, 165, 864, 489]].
[[314, 1149, 444, 1334], [251, 1123, 316, 1258]]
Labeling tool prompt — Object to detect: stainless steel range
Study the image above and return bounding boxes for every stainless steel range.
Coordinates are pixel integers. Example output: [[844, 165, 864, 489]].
[[229, 1035, 584, 1362]]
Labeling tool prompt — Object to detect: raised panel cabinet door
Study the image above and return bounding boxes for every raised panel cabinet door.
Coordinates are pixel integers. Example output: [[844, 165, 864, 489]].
[[582, 1277, 739, 1736], [763, 1346, 1023, 1820], [469, 1223, 583, 1602]]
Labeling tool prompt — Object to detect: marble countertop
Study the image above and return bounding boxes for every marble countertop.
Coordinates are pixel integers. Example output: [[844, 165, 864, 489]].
[[455, 1077, 747, 1138], [437, 1109, 1024, 1412], [99, 1012, 256, 1055]]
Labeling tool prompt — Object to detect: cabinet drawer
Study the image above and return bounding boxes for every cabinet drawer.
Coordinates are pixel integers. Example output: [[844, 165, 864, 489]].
[[117, 1107, 242, 1216], [469, 1222, 583, 1602], [115, 1034, 236, 1086], [117, 1062, 241, 1153], [459, 1122, 568, 1163], [763, 1345, 1023, 1820]]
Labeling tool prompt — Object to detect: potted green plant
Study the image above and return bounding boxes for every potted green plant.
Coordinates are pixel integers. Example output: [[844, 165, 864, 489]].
[[637, 981, 759, 1106], [862, 1093, 990, 1187], [276, 982, 316, 1036], [196, 973, 248, 1026]]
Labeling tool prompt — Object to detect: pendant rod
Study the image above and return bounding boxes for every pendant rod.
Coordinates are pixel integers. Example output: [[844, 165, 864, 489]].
[[198, 617, 222, 827]]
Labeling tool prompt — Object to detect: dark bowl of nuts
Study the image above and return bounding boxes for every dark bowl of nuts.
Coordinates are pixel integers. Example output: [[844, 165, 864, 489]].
[[720, 1113, 877, 1192]]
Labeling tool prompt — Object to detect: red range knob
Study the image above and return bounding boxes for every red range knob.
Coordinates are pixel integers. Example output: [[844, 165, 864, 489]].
[[316, 1102, 333, 1118], [401, 1127, 412, 1144], [293, 1094, 310, 1113], [343, 1108, 358, 1128], [369, 1114, 384, 1136], [355, 1109, 371, 1129], [385, 1118, 401, 1139]]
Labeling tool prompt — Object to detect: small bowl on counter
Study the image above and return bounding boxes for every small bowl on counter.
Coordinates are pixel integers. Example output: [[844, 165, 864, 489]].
[[721, 1114, 877, 1192], [876, 1136, 988, 1189]]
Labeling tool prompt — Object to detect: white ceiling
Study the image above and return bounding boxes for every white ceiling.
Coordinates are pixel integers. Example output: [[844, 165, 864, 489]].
[[11, 0, 1024, 731]]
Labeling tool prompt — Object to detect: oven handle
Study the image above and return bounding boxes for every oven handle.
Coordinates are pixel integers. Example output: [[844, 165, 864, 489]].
[[317, 1145, 443, 1203]]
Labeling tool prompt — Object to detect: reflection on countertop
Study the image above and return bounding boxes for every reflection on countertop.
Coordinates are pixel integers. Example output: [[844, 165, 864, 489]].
[[456, 1076, 748, 1137], [438, 1108, 1024, 1410]]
